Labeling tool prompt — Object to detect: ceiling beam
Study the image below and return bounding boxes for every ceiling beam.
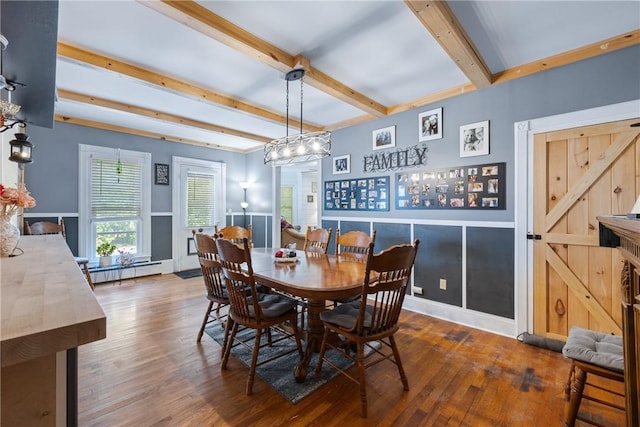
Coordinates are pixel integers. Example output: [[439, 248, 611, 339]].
[[57, 42, 323, 133], [138, 0, 388, 117], [55, 114, 251, 153], [493, 29, 640, 84], [404, 0, 492, 89], [57, 89, 272, 143]]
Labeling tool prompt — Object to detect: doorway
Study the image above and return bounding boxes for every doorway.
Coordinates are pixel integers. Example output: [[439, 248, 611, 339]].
[[279, 161, 320, 231], [172, 156, 226, 272]]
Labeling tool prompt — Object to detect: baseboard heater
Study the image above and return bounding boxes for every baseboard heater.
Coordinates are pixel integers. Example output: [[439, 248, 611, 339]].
[[89, 261, 163, 284]]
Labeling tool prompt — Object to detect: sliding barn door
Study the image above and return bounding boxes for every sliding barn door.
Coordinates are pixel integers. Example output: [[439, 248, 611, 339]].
[[533, 118, 640, 339]]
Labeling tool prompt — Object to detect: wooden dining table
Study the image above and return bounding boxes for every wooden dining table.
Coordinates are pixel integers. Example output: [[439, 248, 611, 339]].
[[249, 248, 367, 381]]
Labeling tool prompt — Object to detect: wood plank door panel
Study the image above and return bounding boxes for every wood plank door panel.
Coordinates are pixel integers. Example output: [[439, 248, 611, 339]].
[[533, 118, 640, 338]]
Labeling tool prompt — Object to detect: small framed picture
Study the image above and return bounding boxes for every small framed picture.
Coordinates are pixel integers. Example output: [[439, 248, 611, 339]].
[[333, 155, 350, 175], [418, 107, 442, 142], [154, 163, 170, 185], [460, 120, 489, 157], [372, 125, 396, 151]]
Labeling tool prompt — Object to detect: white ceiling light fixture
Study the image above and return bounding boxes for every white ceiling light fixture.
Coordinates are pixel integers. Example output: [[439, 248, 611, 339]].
[[264, 69, 331, 165]]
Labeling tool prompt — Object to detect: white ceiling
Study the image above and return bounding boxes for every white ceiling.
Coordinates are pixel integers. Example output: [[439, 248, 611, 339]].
[[54, 1, 640, 153]]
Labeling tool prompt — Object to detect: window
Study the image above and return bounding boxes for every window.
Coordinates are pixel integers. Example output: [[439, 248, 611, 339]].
[[79, 145, 151, 261], [186, 172, 217, 227]]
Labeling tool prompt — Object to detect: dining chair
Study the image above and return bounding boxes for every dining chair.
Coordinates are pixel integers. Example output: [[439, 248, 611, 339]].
[[216, 237, 303, 395], [561, 326, 626, 426], [24, 219, 95, 290], [335, 229, 376, 255], [303, 226, 332, 254], [314, 240, 420, 417], [192, 230, 230, 346], [214, 224, 252, 246], [333, 229, 376, 305]]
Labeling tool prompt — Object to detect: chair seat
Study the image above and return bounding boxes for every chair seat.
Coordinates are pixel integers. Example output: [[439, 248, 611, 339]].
[[320, 300, 372, 329], [248, 293, 298, 318], [74, 256, 89, 264], [562, 326, 624, 373]]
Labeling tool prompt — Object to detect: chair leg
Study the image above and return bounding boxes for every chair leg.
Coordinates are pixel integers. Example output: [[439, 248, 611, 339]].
[[313, 328, 331, 380], [197, 301, 214, 343], [389, 335, 409, 391], [357, 342, 368, 418], [247, 329, 262, 396], [221, 320, 237, 369], [564, 364, 586, 427], [80, 261, 94, 290]]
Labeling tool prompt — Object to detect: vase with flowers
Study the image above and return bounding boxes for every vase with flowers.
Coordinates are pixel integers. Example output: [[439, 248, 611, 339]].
[[0, 183, 36, 257]]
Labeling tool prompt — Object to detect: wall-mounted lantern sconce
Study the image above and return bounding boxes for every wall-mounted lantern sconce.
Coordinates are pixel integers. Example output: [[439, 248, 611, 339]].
[[2, 121, 33, 164], [9, 130, 33, 164]]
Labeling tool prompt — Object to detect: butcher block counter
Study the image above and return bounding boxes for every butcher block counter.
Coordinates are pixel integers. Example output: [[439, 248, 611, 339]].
[[1, 234, 106, 426]]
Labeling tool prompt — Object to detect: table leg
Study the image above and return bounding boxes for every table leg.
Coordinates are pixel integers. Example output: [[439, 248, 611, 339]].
[[294, 299, 325, 382]]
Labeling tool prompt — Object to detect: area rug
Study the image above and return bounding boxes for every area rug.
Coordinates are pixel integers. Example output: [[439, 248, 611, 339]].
[[175, 268, 202, 279], [204, 323, 374, 404]]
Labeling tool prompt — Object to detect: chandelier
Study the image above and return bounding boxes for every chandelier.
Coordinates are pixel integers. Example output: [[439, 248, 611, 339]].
[[264, 69, 331, 165]]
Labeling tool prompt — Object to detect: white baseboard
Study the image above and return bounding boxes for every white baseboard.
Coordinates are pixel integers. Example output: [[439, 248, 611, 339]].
[[403, 295, 517, 338]]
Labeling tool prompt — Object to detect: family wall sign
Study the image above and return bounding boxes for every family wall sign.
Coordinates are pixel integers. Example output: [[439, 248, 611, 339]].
[[362, 144, 428, 173]]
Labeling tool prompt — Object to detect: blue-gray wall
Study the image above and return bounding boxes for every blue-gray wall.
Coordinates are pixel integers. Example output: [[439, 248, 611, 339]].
[[322, 45, 640, 222]]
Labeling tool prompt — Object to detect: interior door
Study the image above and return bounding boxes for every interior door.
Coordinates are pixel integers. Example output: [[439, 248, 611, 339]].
[[532, 119, 640, 339]]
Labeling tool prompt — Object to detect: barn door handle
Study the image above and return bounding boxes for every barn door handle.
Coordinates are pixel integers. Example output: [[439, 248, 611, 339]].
[[526, 233, 541, 240]]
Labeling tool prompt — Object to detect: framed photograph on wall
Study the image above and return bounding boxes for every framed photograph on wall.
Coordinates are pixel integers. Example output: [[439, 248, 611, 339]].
[[372, 125, 396, 151], [154, 163, 170, 185], [460, 120, 489, 157], [333, 155, 350, 175], [418, 107, 442, 142]]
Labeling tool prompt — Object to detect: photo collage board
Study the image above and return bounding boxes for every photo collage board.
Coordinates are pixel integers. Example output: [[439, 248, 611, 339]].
[[396, 162, 506, 210], [325, 176, 390, 211]]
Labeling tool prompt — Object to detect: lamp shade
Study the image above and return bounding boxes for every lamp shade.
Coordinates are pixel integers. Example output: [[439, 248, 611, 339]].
[[8, 132, 33, 163]]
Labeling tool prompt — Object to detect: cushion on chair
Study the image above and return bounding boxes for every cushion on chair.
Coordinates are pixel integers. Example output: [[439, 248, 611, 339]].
[[562, 326, 624, 373], [247, 293, 297, 318], [320, 302, 372, 329]]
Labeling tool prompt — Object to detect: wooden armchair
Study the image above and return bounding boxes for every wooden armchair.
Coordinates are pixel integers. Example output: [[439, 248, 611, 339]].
[[24, 219, 95, 290], [192, 230, 229, 346], [216, 237, 303, 395], [314, 240, 420, 417]]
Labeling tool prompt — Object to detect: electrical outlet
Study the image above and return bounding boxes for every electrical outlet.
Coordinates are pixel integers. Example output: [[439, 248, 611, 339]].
[[439, 278, 447, 290], [412, 286, 423, 295]]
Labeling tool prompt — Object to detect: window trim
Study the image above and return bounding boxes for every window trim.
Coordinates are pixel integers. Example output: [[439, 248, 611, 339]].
[[79, 144, 152, 262]]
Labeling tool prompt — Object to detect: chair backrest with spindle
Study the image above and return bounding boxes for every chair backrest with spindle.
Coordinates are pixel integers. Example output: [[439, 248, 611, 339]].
[[335, 229, 376, 255], [214, 225, 252, 247], [215, 237, 264, 327], [357, 240, 420, 336], [303, 226, 332, 254], [192, 230, 227, 304]]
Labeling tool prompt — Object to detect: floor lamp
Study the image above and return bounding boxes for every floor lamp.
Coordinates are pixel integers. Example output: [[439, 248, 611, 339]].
[[240, 182, 249, 228]]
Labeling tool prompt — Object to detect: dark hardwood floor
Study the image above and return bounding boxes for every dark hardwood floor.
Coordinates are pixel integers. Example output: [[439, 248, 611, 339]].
[[78, 274, 625, 426]]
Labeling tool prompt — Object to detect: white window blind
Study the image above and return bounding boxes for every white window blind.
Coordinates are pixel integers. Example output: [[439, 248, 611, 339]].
[[91, 159, 142, 218], [187, 172, 217, 227]]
